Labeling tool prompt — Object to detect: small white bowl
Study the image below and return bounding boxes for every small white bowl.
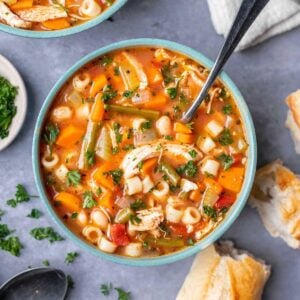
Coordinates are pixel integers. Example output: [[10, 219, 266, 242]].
[[0, 55, 27, 152]]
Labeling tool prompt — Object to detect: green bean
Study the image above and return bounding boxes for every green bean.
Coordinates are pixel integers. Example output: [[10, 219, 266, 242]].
[[105, 104, 160, 120], [78, 121, 101, 169], [159, 161, 180, 186], [146, 237, 185, 248], [115, 208, 134, 224]]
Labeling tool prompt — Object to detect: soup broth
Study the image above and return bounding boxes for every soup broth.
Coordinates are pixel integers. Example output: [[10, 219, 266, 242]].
[[40, 47, 248, 257]]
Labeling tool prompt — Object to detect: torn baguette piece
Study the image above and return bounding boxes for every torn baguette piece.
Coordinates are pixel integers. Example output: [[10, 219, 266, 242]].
[[176, 240, 270, 300], [0, 2, 32, 28], [16, 5, 67, 22], [285, 90, 300, 154], [249, 161, 300, 249]]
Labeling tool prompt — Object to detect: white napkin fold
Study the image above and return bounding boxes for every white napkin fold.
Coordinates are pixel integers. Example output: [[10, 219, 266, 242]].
[[207, 0, 300, 51]]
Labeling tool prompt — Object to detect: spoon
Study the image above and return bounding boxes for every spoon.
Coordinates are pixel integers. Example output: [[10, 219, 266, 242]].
[[0, 267, 68, 300], [181, 0, 270, 123]]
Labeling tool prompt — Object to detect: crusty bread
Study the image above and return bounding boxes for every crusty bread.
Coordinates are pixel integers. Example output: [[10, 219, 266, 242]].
[[249, 161, 300, 249], [176, 241, 270, 300], [285, 90, 300, 154]]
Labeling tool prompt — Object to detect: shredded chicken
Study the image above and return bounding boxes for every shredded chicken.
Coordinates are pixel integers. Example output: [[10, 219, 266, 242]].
[[129, 207, 164, 231], [16, 5, 67, 22], [0, 2, 32, 28], [121, 142, 202, 178]]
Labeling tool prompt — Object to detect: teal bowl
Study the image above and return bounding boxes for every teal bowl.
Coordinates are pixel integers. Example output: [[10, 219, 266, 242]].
[[32, 38, 257, 266], [0, 0, 127, 38]]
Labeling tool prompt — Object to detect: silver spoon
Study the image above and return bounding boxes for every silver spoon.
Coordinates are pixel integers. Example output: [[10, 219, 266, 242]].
[[0, 267, 68, 300], [181, 0, 270, 123]]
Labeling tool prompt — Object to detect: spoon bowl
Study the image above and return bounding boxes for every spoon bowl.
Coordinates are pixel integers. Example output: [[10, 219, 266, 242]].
[[0, 267, 67, 300]]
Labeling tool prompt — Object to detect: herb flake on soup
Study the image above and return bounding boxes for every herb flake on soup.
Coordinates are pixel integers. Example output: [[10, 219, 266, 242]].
[[40, 47, 248, 257]]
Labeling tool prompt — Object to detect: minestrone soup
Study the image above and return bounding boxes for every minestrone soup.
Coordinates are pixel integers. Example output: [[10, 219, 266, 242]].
[[40, 47, 248, 257], [0, 0, 115, 31]]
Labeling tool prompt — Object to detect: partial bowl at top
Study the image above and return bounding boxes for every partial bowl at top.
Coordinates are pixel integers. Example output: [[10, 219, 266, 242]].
[[0, 0, 127, 38], [32, 39, 257, 266]]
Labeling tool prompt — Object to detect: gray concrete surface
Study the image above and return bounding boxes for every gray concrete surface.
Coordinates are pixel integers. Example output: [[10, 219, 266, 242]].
[[0, 0, 299, 299]]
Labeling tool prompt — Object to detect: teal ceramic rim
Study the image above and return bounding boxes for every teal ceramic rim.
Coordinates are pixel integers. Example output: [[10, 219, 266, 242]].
[[32, 38, 257, 266], [0, 0, 127, 38]]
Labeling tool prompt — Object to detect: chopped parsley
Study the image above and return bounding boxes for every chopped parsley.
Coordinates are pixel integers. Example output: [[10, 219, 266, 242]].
[[123, 90, 134, 98], [71, 212, 78, 219], [0, 236, 22, 256], [113, 122, 123, 144], [104, 168, 123, 185], [27, 208, 42, 219], [122, 144, 135, 151], [137, 161, 144, 171], [0, 224, 11, 238], [6, 184, 33, 208], [43, 123, 59, 155], [67, 275, 74, 289], [100, 55, 113, 66], [66, 170, 81, 187], [217, 153, 233, 170], [218, 129, 233, 145], [85, 150, 95, 167], [129, 214, 141, 225], [188, 149, 197, 158], [203, 205, 218, 221], [96, 187, 103, 196], [102, 85, 117, 103], [100, 283, 113, 296], [219, 88, 228, 99], [140, 120, 152, 132], [114, 66, 120, 76], [30, 227, 64, 243], [65, 252, 79, 264], [0, 76, 17, 139], [115, 288, 131, 300], [176, 160, 198, 178], [42, 260, 50, 266], [82, 191, 97, 209], [161, 63, 174, 85], [166, 87, 177, 99], [0, 209, 4, 220], [222, 103, 233, 115], [130, 199, 146, 211], [112, 146, 120, 154], [164, 135, 173, 140], [187, 238, 195, 246]]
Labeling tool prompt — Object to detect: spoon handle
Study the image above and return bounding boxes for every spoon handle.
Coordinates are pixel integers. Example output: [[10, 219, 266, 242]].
[[181, 0, 270, 123]]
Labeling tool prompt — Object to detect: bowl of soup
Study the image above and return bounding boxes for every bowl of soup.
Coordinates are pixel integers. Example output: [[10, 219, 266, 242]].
[[0, 0, 127, 38], [32, 39, 257, 266]]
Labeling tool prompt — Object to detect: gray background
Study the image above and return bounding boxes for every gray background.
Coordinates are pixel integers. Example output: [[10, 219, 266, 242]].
[[0, 0, 299, 299]]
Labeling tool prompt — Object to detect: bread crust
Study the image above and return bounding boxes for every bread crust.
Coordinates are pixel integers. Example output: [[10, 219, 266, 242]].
[[176, 241, 270, 300], [249, 161, 300, 248]]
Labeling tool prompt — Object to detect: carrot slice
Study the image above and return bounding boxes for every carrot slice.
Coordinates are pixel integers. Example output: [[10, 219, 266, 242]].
[[174, 122, 192, 134], [42, 18, 70, 30], [203, 177, 223, 195], [147, 66, 163, 85], [55, 192, 80, 212], [10, 0, 33, 10], [218, 167, 244, 193], [93, 164, 115, 191], [190, 188, 200, 201], [56, 125, 85, 148], [90, 74, 107, 97], [141, 157, 157, 175], [143, 93, 167, 110], [98, 191, 114, 211], [175, 133, 194, 144], [90, 94, 104, 122]]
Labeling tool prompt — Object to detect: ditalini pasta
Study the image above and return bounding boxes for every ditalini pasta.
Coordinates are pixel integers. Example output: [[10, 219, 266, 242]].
[[40, 47, 248, 257]]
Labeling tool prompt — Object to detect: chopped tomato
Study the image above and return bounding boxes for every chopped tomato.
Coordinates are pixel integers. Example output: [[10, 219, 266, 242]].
[[215, 194, 235, 209], [169, 223, 189, 238], [110, 224, 130, 246], [232, 153, 243, 165]]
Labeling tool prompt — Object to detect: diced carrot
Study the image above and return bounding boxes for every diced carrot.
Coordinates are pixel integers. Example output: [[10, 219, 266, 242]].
[[90, 94, 104, 122], [93, 164, 115, 191], [10, 0, 33, 10], [203, 177, 223, 195], [42, 18, 70, 30], [143, 93, 167, 110], [55, 192, 80, 212], [147, 66, 163, 85], [174, 122, 192, 134], [56, 125, 85, 148], [90, 74, 107, 97], [190, 188, 200, 201], [98, 191, 114, 211], [141, 157, 157, 175], [218, 167, 244, 193], [175, 133, 194, 144]]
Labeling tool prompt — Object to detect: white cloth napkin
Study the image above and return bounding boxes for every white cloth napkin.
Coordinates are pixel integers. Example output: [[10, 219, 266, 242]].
[[207, 0, 300, 51]]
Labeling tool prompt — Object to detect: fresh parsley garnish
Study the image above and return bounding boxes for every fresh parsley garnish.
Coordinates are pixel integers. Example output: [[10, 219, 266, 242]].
[[102, 85, 117, 103], [104, 168, 123, 185], [140, 120, 152, 132], [0, 76, 17, 139], [0, 224, 12, 238], [100, 283, 113, 296], [137, 161, 144, 171], [67, 275, 74, 289], [203, 205, 218, 221], [30, 227, 64, 243], [42, 260, 50, 266], [82, 191, 97, 209], [85, 150, 95, 167], [176, 160, 198, 178], [66, 170, 81, 187], [27, 208, 42, 219], [130, 199, 146, 211], [219, 88, 228, 99], [164, 135, 173, 140], [114, 66, 120, 76], [100, 56, 113, 66], [222, 104, 233, 115], [129, 214, 141, 225], [6, 184, 34, 208], [65, 252, 79, 264], [43, 123, 59, 155], [96, 187, 103, 196], [0, 209, 4, 220], [123, 90, 134, 98], [188, 149, 197, 158], [115, 287, 131, 300], [166, 87, 177, 99], [113, 122, 123, 144], [122, 144, 135, 151], [187, 238, 195, 246], [0, 236, 22, 256], [217, 153, 233, 170], [161, 63, 174, 85], [71, 212, 78, 219], [218, 129, 233, 145]]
